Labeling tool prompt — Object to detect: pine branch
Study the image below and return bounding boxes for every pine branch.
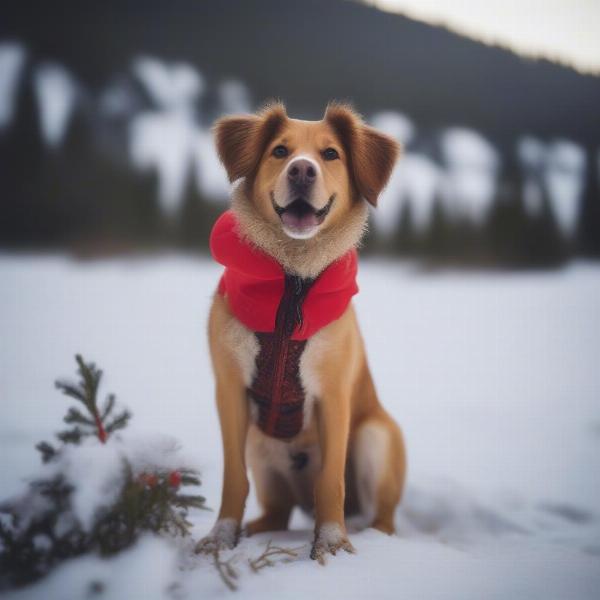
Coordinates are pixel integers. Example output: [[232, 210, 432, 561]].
[[35, 442, 57, 463], [182, 476, 201, 486], [173, 494, 208, 511], [53, 355, 130, 445], [75, 354, 101, 414], [54, 381, 86, 403], [63, 407, 95, 426], [56, 427, 86, 445], [105, 410, 131, 434], [180, 472, 201, 487], [100, 395, 115, 421]]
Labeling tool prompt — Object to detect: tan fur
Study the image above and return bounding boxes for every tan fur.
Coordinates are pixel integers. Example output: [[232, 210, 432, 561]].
[[197, 103, 406, 561]]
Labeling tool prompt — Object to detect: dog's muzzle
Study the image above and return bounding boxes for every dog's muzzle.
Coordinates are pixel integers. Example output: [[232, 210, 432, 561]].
[[271, 194, 335, 232]]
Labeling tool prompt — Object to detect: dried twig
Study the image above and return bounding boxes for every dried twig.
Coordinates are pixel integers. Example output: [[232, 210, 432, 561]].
[[211, 548, 239, 591], [248, 540, 304, 573]]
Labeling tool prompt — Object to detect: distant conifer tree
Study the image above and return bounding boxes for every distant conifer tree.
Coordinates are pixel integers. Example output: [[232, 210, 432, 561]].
[[179, 170, 223, 251], [422, 196, 450, 262], [395, 201, 417, 255], [578, 144, 600, 257]]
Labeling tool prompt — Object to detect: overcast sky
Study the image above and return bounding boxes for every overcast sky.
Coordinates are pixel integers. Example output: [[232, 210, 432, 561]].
[[372, 0, 600, 74]]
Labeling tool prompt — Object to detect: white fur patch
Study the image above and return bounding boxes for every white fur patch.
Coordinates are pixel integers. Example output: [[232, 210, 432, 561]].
[[299, 327, 332, 429], [248, 433, 292, 473], [352, 422, 390, 521], [246, 428, 322, 513], [223, 317, 259, 387]]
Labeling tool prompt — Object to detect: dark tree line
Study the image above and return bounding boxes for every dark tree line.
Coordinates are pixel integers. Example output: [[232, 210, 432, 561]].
[[0, 69, 598, 265]]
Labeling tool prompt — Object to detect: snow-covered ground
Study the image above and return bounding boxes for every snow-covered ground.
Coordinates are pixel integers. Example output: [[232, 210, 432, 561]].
[[1, 254, 600, 599]]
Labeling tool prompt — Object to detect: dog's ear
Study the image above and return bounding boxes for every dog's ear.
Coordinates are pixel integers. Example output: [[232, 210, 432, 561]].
[[213, 102, 287, 182], [325, 102, 400, 206]]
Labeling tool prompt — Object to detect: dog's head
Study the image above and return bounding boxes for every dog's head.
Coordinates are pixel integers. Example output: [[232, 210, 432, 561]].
[[214, 102, 400, 240]]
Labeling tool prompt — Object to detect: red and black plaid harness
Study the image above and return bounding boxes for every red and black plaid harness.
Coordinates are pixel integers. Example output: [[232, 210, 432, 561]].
[[210, 210, 358, 440], [248, 274, 313, 438]]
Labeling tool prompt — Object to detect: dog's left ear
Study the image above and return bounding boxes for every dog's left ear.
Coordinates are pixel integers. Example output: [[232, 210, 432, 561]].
[[213, 102, 287, 182], [325, 103, 401, 206]]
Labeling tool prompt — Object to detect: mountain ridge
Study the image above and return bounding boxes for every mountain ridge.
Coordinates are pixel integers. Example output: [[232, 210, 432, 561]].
[[1, 0, 599, 150]]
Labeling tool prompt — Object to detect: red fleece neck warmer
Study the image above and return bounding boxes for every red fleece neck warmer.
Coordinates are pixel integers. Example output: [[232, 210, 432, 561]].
[[210, 211, 359, 340]]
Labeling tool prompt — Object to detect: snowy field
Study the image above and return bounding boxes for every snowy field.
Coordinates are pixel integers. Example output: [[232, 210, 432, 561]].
[[1, 254, 600, 599]]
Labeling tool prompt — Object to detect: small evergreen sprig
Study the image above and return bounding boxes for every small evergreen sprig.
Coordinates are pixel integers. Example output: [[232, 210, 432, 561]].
[[36, 355, 131, 461], [0, 464, 208, 588], [0, 354, 207, 590], [92, 463, 207, 556], [55, 354, 130, 444]]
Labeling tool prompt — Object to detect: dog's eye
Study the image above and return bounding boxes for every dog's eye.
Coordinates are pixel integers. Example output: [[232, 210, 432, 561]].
[[322, 148, 339, 161], [272, 145, 288, 159]]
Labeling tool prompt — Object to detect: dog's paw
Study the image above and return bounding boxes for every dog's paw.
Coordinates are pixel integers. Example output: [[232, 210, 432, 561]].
[[195, 518, 240, 554], [310, 522, 356, 565]]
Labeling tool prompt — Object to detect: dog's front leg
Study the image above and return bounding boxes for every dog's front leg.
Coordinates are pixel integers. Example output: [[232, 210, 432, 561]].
[[196, 378, 249, 553], [311, 393, 356, 564]]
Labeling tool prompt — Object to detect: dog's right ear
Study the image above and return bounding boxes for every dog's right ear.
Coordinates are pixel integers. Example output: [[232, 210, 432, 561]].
[[213, 102, 287, 182]]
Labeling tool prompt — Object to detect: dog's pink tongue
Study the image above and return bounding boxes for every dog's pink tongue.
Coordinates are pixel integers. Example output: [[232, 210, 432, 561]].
[[281, 211, 318, 230]]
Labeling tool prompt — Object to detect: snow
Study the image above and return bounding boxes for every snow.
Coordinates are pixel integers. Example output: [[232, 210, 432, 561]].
[[129, 111, 199, 213], [518, 136, 546, 171], [193, 130, 232, 202], [544, 140, 586, 238], [129, 57, 202, 214], [99, 78, 141, 118], [373, 152, 441, 234], [370, 111, 415, 146], [129, 56, 231, 212], [2, 432, 198, 537], [518, 136, 546, 216], [0, 42, 26, 130], [33, 63, 77, 148], [369, 112, 441, 237], [52, 440, 124, 532], [440, 128, 499, 224], [518, 136, 587, 236], [217, 80, 253, 116], [194, 79, 251, 201], [133, 57, 204, 110], [1, 254, 600, 598], [371, 124, 502, 238], [129, 57, 203, 214], [130, 113, 231, 213]]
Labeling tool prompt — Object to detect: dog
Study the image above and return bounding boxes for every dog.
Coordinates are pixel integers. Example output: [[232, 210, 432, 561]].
[[197, 102, 406, 564]]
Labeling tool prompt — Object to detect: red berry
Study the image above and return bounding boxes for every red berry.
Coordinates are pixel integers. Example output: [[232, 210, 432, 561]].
[[168, 471, 182, 488], [138, 472, 158, 488]]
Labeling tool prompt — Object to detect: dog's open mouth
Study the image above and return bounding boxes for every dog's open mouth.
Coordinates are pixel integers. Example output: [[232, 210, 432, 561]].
[[271, 194, 335, 233]]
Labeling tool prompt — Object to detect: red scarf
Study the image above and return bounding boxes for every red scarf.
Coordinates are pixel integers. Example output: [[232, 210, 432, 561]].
[[210, 211, 359, 340]]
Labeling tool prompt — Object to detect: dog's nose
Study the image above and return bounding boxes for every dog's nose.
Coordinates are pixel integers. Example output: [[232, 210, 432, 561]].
[[287, 159, 317, 189]]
